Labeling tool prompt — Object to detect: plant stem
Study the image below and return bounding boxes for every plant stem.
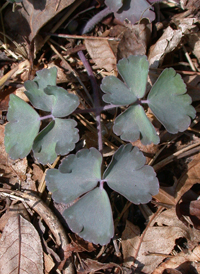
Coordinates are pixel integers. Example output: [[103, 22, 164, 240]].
[[140, 99, 149, 104], [82, 7, 112, 34], [77, 50, 103, 154], [74, 104, 119, 114], [39, 114, 54, 121]]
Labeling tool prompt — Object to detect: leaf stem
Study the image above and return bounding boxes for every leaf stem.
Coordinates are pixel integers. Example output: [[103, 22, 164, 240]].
[[74, 104, 120, 114], [78, 50, 103, 154], [82, 7, 112, 34], [140, 99, 149, 104], [39, 114, 54, 121]]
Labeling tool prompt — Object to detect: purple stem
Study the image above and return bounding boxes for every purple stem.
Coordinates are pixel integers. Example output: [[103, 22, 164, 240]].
[[77, 50, 103, 154], [39, 114, 54, 121], [82, 7, 112, 34], [140, 99, 150, 104], [74, 104, 119, 114]]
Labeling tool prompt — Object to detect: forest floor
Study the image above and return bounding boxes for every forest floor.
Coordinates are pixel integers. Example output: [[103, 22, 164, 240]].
[[0, 1, 200, 273]]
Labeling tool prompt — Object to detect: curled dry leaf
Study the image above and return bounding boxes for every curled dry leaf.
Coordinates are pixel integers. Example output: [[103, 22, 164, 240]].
[[152, 245, 200, 274], [148, 18, 198, 68], [0, 215, 43, 274], [85, 40, 116, 72]]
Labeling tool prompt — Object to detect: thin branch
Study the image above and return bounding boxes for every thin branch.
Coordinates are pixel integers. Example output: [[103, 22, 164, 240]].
[[77, 50, 103, 154]]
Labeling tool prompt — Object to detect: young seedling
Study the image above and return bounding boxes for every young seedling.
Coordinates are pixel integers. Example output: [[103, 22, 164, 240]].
[[4, 55, 196, 245]]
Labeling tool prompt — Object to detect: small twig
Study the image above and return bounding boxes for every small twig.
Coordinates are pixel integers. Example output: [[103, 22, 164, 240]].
[[182, 45, 196, 72], [47, 33, 120, 41], [153, 141, 200, 172]]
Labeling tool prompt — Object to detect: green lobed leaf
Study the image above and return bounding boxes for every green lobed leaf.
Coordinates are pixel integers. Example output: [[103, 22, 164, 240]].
[[104, 144, 159, 204], [101, 55, 149, 105], [114, 0, 155, 25], [148, 68, 196, 134], [45, 148, 102, 204], [24, 67, 57, 111], [117, 55, 149, 99], [113, 104, 160, 145], [63, 187, 114, 245], [44, 86, 79, 117], [4, 94, 40, 159], [101, 76, 137, 106], [33, 118, 79, 165]]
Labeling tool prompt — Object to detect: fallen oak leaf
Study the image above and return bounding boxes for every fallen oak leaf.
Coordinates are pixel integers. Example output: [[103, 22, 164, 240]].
[[0, 215, 43, 274]]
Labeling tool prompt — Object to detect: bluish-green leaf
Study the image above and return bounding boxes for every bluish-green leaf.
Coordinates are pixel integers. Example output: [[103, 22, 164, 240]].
[[117, 55, 149, 99], [109, 0, 156, 25], [104, 144, 159, 204], [148, 68, 196, 134], [101, 55, 149, 105], [33, 118, 79, 164], [45, 148, 102, 204], [7, 0, 22, 3], [105, 0, 123, 12], [113, 104, 159, 145], [24, 67, 57, 111], [4, 94, 40, 159], [63, 187, 114, 245], [101, 76, 137, 105], [44, 86, 79, 117]]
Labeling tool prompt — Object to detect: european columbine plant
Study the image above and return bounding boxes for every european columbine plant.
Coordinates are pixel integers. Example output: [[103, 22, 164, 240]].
[[4, 55, 196, 245]]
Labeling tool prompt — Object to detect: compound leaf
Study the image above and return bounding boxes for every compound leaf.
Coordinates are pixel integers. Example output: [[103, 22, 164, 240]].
[[104, 144, 159, 204], [33, 118, 79, 165], [4, 94, 40, 159], [63, 187, 114, 245], [44, 86, 79, 117], [45, 148, 102, 204], [148, 68, 196, 134], [113, 104, 159, 145], [24, 67, 57, 111], [101, 55, 148, 105]]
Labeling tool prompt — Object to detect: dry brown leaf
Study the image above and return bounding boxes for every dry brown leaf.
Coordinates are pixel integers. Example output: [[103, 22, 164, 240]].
[[122, 208, 200, 273], [85, 40, 116, 72], [77, 258, 121, 274], [175, 152, 200, 203], [148, 18, 197, 68], [183, 74, 200, 102], [44, 253, 55, 274], [4, 0, 75, 42], [152, 245, 200, 274], [0, 203, 30, 232], [117, 20, 152, 60], [0, 215, 43, 274], [187, 31, 200, 63]]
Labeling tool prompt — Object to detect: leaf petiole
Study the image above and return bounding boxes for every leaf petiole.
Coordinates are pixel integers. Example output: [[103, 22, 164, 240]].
[[39, 114, 54, 121]]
